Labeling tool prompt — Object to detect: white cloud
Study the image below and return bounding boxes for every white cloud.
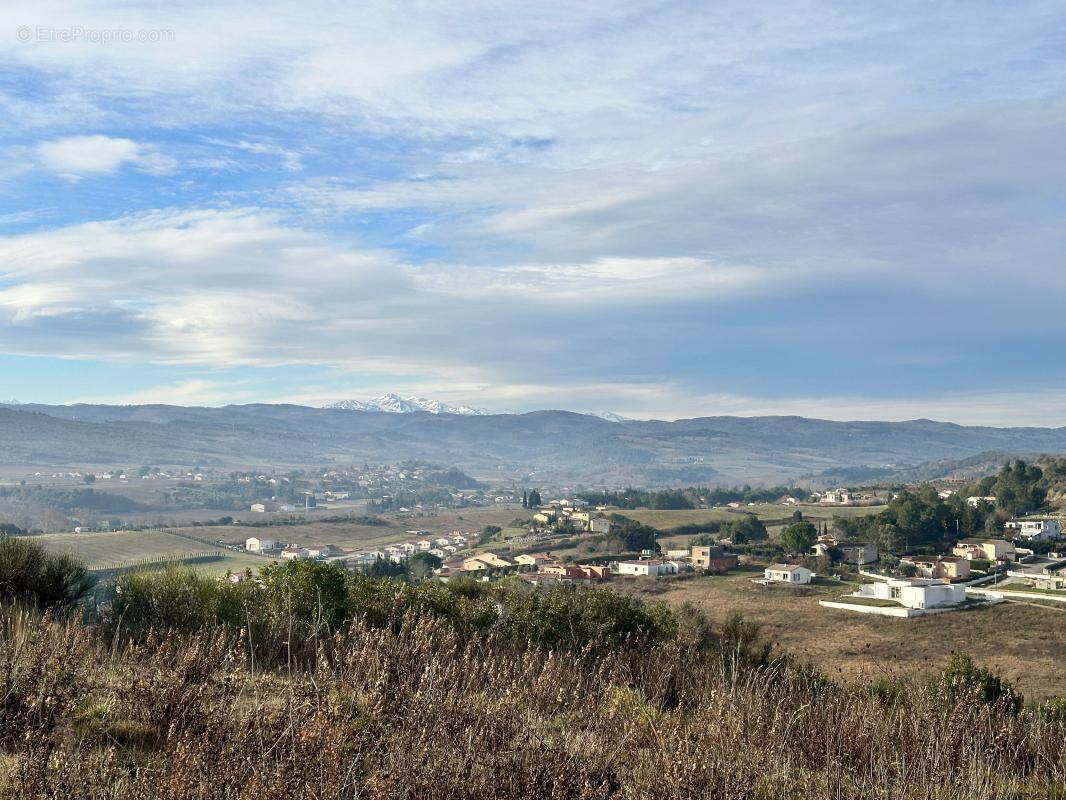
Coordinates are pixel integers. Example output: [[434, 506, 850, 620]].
[[37, 135, 175, 177]]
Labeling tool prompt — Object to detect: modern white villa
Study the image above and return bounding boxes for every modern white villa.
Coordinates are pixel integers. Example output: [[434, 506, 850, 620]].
[[1005, 518, 1062, 541], [763, 564, 812, 584], [821, 577, 972, 618], [858, 578, 966, 609]]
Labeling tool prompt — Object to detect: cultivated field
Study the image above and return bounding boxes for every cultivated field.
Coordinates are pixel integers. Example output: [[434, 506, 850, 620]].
[[175, 506, 526, 555], [34, 529, 266, 575], [620, 568, 1066, 701]]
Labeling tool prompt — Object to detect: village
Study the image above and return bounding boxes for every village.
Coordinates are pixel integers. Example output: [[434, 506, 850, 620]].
[[237, 492, 1066, 618]]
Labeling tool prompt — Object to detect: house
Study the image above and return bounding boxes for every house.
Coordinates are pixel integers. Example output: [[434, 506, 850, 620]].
[[305, 544, 340, 559], [567, 510, 593, 529], [838, 542, 879, 565], [822, 489, 851, 504], [617, 559, 678, 577], [399, 542, 417, 554], [539, 564, 597, 581], [429, 548, 446, 558], [764, 564, 812, 584], [1033, 559, 1066, 590], [588, 517, 611, 534], [434, 537, 451, 547], [515, 553, 553, 567], [952, 538, 1015, 562], [416, 540, 433, 551], [579, 564, 612, 580], [690, 545, 739, 573], [1005, 518, 1063, 541], [437, 561, 469, 579], [462, 552, 513, 571], [281, 547, 310, 560], [666, 548, 691, 559], [853, 578, 966, 610], [245, 537, 279, 553], [966, 496, 997, 508], [250, 502, 275, 513], [347, 552, 380, 568], [902, 555, 970, 581]]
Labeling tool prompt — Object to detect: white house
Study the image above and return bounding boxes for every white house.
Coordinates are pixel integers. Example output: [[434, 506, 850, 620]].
[[617, 559, 678, 577], [764, 564, 812, 584], [855, 578, 966, 610], [399, 542, 417, 553], [966, 496, 997, 508], [281, 547, 310, 560], [822, 489, 851, 504], [246, 537, 279, 553], [416, 540, 433, 551], [1005, 519, 1062, 541]]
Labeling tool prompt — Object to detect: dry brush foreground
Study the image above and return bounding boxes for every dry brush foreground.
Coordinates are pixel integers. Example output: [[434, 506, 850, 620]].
[[0, 605, 1063, 800]]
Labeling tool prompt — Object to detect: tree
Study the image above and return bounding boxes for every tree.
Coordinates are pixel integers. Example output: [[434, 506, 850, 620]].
[[780, 521, 818, 555], [82, 473, 95, 485], [720, 515, 767, 544], [478, 525, 502, 545], [259, 559, 351, 630], [408, 551, 443, 580], [527, 489, 542, 508], [521, 490, 528, 509]]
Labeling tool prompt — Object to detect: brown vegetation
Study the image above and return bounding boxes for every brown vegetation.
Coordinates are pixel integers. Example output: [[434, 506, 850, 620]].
[[0, 601, 1063, 799]]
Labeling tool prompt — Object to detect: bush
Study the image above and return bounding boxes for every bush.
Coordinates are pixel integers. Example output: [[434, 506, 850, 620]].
[[930, 655, 1023, 714], [0, 537, 95, 610], [111, 566, 257, 635]]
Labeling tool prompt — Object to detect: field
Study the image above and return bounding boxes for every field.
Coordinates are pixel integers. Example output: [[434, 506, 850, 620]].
[[33, 530, 268, 575], [617, 503, 886, 529], [620, 569, 1066, 701], [175, 506, 526, 555]]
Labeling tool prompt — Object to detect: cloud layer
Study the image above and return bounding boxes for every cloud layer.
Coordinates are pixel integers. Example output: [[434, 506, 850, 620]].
[[0, 1, 1063, 421]]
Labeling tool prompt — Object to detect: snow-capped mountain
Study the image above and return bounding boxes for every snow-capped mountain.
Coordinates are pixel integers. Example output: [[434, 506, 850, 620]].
[[323, 393, 488, 416], [591, 411, 632, 422]]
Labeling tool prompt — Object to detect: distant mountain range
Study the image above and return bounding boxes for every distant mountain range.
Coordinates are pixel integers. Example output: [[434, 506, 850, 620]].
[[323, 394, 488, 416], [1, 402, 1065, 486], [321, 394, 630, 422]]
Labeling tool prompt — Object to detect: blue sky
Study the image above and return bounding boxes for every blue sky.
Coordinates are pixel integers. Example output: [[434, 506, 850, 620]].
[[0, 1, 1064, 422]]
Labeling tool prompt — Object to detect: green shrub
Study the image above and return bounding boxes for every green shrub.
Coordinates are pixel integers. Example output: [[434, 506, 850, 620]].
[[930, 655, 1023, 714], [0, 537, 95, 610]]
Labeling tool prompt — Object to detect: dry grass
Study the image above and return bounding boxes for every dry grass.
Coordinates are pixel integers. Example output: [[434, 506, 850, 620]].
[[0, 603, 1062, 799], [622, 571, 1066, 701], [617, 504, 885, 529]]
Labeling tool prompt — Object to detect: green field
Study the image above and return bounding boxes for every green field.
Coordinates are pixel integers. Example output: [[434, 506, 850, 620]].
[[34, 530, 267, 575], [830, 595, 902, 608]]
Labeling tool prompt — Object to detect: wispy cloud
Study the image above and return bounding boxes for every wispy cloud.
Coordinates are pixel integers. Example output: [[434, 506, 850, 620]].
[[0, 1, 1063, 422]]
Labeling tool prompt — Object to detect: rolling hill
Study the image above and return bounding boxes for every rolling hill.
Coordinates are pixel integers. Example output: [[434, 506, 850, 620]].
[[3, 403, 1066, 485]]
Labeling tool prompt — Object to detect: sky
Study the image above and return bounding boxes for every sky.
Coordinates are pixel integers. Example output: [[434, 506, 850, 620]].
[[0, 1, 1064, 423]]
